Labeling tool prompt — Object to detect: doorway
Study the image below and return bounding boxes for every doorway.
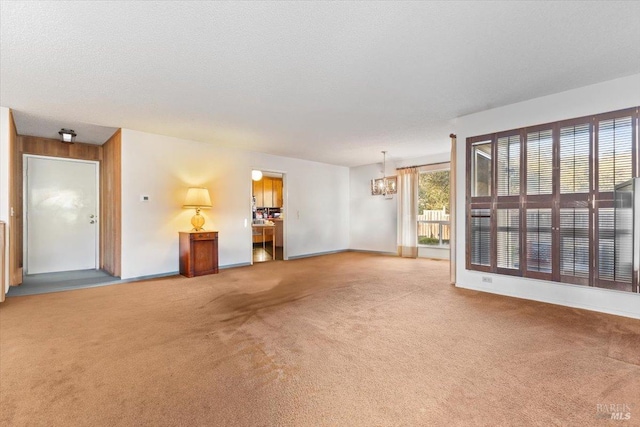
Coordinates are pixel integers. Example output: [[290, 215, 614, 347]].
[[251, 170, 285, 263], [24, 155, 99, 274]]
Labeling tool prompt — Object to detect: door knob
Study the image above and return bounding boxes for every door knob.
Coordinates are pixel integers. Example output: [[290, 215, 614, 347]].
[[90, 220, 95, 224], [90, 214, 95, 218]]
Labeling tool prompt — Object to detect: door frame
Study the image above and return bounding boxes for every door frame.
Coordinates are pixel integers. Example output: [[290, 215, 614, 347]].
[[23, 154, 101, 274], [249, 168, 288, 264]]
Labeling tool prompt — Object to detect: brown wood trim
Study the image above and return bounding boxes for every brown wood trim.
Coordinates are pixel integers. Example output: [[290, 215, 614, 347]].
[[558, 194, 590, 207], [100, 129, 121, 277], [496, 267, 520, 277], [0, 221, 5, 301], [559, 275, 590, 287], [524, 269, 552, 282], [19, 135, 102, 160], [495, 195, 519, 204], [593, 106, 638, 123], [470, 196, 492, 204], [494, 201, 520, 209], [594, 279, 633, 293], [469, 263, 492, 274], [8, 110, 21, 286], [14, 135, 103, 279], [636, 108, 640, 293], [466, 137, 472, 271], [552, 122, 561, 283], [523, 195, 555, 205]]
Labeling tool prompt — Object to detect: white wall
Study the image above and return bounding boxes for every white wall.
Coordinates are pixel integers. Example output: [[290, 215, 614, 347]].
[[395, 152, 450, 169], [349, 163, 398, 253], [349, 151, 450, 254], [120, 129, 350, 279], [250, 152, 350, 258], [0, 107, 10, 294], [454, 73, 640, 319]]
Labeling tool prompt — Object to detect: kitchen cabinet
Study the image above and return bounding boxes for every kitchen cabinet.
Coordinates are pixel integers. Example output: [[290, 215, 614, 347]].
[[252, 177, 283, 208], [263, 178, 274, 207], [274, 219, 283, 247], [273, 179, 283, 208], [252, 180, 264, 207]]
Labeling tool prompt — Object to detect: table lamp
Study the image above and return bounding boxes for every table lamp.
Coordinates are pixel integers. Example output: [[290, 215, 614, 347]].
[[183, 187, 212, 231]]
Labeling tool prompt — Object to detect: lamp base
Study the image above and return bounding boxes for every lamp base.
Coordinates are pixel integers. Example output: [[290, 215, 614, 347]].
[[191, 211, 205, 231]]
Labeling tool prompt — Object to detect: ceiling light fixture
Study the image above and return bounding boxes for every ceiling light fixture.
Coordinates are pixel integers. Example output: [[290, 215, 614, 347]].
[[251, 170, 263, 181], [371, 151, 396, 197], [58, 128, 77, 144]]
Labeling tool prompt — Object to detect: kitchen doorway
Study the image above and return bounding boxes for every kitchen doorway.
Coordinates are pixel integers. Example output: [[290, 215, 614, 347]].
[[251, 170, 285, 263]]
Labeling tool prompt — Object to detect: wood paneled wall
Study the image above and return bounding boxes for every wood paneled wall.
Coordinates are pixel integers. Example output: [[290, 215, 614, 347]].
[[100, 130, 121, 277], [8, 110, 20, 285], [9, 131, 121, 282], [1, 221, 5, 301], [20, 136, 102, 161]]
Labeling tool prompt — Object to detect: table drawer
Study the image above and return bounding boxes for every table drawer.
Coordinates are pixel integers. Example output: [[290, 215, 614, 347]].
[[190, 232, 217, 241]]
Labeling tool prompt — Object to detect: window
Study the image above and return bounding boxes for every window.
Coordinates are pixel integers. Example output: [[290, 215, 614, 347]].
[[559, 208, 590, 283], [418, 168, 450, 246], [598, 116, 633, 192], [497, 135, 520, 196], [466, 106, 639, 293], [497, 209, 519, 270], [471, 142, 492, 197], [525, 209, 552, 274], [560, 123, 591, 194], [470, 209, 491, 267], [526, 130, 553, 195]]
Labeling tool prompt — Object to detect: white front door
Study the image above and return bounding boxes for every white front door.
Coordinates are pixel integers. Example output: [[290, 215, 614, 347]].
[[25, 156, 99, 274]]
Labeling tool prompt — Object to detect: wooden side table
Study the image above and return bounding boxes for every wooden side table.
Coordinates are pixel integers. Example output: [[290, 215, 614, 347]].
[[179, 231, 219, 277]]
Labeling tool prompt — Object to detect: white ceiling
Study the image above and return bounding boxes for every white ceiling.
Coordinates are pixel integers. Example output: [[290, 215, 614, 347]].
[[1, 1, 639, 167]]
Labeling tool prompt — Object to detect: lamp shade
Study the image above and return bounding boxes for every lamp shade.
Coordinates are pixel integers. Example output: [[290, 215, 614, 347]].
[[183, 187, 212, 208]]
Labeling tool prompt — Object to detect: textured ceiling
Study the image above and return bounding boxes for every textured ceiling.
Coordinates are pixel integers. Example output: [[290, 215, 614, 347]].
[[1, 1, 639, 166]]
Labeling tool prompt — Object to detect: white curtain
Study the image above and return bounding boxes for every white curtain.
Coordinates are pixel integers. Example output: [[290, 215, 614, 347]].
[[449, 134, 457, 284], [397, 167, 419, 258]]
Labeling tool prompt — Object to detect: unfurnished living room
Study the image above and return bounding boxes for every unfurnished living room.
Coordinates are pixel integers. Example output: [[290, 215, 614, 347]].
[[1, 1, 639, 426]]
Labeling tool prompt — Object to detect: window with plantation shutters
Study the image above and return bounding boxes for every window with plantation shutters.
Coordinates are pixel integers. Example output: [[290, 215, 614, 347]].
[[598, 208, 615, 282], [526, 130, 553, 195], [526, 209, 552, 273], [559, 208, 590, 281], [467, 106, 638, 294], [598, 116, 633, 193], [497, 209, 519, 269], [497, 135, 520, 196], [472, 141, 492, 197], [560, 123, 590, 194], [470, 209, 491, 267], [598, 203, 633, 290], [611, 183, 634, 292]]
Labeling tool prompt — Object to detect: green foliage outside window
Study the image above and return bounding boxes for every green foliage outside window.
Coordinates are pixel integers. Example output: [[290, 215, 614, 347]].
[[419, 170, 450, 214]]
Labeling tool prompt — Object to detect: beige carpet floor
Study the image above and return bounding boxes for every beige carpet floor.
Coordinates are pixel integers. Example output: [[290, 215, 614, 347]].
[[1, 252, 639, 426]]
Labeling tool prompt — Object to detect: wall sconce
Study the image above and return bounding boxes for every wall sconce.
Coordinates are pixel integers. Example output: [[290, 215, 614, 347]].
[[58, 128, 76, 143], [183, 187, 212, 231], [252, 170, 263, 181], [371, 151, 397, 196]]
